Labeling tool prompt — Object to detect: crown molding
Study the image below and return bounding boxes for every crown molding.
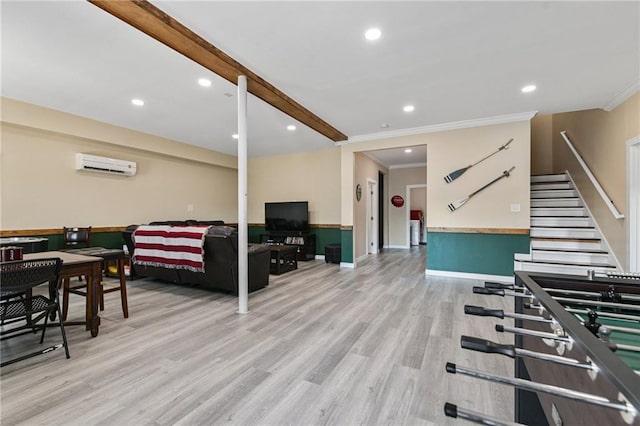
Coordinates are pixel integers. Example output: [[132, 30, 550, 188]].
[[389, 162, 427, 170], [346, 111, 538, 144], [602, 82, 639, 112]]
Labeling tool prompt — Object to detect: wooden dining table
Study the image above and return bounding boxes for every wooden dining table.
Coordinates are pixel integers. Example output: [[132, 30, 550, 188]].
[[24, 251, 102, 337]]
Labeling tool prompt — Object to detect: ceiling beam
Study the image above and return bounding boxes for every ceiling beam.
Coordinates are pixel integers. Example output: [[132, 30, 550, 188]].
[[88, 0, 348, 142]]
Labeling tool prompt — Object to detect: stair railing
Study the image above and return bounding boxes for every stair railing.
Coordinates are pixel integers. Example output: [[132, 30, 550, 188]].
[[560, 131, 624, 219]]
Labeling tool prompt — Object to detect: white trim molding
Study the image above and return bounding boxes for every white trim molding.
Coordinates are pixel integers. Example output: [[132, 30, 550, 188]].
[[340, 262, 355, 269], [389, 162, 427, 170], [425, 269, 514, 284], [602, 82, 639, 112], [628, 135, 640, 272], [345, 111, 538, 144]]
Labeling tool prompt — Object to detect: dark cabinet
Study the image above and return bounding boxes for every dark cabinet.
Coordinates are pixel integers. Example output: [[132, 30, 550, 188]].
[[261, 232, 316, 261]]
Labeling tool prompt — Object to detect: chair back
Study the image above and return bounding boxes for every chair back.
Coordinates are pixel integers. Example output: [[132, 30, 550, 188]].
[[63, 226, 91, 249], [1, 258, 62, 293]]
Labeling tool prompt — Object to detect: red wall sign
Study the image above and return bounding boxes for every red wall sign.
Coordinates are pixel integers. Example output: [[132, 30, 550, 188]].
[[391, 195, 404, 208]]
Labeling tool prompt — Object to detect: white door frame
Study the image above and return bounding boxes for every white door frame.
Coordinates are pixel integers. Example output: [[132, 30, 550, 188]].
[[366, 178, 378, 254], [627, 135, 640, 272], [406, 184, 427, 247]]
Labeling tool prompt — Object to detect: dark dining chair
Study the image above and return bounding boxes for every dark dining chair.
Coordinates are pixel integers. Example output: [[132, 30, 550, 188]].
[[63, 226, 91, 249], [0, 258, 70, 367]]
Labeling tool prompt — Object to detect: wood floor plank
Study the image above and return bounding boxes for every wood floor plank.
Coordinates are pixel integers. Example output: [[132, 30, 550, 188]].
[[1, 247, 514, 425]]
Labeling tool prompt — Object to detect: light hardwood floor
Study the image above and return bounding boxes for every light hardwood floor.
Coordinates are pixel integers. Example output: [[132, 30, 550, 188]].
[[1, 247, 514, 425]]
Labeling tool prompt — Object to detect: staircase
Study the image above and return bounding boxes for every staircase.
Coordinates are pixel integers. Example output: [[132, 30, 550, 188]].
[[514, 173, 619, 276]]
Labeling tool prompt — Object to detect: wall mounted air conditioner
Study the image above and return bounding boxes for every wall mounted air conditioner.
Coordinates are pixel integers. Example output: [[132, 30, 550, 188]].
[[75, 153, 137, 176]]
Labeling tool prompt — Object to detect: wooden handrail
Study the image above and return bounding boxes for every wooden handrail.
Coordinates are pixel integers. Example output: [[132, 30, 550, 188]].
[[560, 131, 624, 220]]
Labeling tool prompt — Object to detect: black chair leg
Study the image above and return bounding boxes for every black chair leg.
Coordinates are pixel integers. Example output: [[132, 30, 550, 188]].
[[39, 307, 49, 344], [56, 303, 70, 359]]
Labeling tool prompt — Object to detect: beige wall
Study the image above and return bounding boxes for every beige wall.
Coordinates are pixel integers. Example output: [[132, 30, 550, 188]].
[[551, 92, 640, 270], [0, 99, 238, 229], [247, 148, 341, 226], [410, 187, 426, 212], [342, 121, 531, 236], [388, 167, 426, 247], [531, 114, 553, 175], [353, 153, 387, 259]]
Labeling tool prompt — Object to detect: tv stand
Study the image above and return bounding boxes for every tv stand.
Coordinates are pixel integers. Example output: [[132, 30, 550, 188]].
[[262, 231, 316, 261]]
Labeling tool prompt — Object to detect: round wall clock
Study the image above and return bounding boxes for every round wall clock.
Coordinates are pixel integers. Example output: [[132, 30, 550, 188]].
[[356, 184, 362, 201]]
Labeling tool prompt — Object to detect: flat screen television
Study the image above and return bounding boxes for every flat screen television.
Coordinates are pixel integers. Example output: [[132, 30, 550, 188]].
[[265, 201, 309, 233]]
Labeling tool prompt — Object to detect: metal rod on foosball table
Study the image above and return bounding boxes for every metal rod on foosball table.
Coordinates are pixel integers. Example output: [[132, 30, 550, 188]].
[[460, 335, 595, 370], [562, 306, 640, 322], [545, 287, 640, 303], [444, 402, 525, 426], [495, 324, 572, 343], [553, 296, 640, 312], [445, 363, 638, 416], [473, 287, 535, 300], [570, 312, 640, 336], [464, 305, 553, 323]]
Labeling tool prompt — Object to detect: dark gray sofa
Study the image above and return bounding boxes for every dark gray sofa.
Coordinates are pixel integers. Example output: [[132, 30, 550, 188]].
[[123, 222, 270, 294]]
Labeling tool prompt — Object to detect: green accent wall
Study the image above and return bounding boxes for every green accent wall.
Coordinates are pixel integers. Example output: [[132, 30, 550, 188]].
[[427, 231, 530, 276], [340, 229, 353, 263]]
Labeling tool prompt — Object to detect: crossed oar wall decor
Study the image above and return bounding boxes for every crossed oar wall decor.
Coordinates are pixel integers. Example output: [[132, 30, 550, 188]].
[[444, 138, 513, 183], [448, 166, 516, 212]]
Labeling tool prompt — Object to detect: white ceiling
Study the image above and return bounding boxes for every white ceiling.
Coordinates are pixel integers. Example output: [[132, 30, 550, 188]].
[[2, 1, 638, 164]]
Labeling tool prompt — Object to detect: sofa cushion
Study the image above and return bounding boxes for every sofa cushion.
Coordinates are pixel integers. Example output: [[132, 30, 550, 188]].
[[187, 220, 225, 226], [149, 220, 188, 226], [207, 226, 237, 237]]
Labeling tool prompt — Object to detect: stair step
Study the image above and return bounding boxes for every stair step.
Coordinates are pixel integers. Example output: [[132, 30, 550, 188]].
[[530, 227, 598, 239], [531, 217, 592, 227], [530, 182, 573, 190], [530, 238, 602, 251], [530, 207, 586, 217], [531, 198, 583, 207], [531, 174, 569, 183], [531, 189, 578, 198], [530, 249, 610, 264], [514, 260, 617, 276]]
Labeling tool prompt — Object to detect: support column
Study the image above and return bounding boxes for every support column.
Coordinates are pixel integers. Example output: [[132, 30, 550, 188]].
[[237, 75, 249, 314]]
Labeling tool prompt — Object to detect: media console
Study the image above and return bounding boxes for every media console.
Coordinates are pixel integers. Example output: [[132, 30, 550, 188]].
[[261, 232, 316, 261]]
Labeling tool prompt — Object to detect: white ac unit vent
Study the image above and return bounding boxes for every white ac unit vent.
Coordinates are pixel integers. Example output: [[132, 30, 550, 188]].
[[75, 153, 137, 176]]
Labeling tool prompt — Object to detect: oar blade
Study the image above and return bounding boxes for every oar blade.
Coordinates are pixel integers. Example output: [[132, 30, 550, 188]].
[[448, 197, 468, 212], [444, 166, 469, 183]]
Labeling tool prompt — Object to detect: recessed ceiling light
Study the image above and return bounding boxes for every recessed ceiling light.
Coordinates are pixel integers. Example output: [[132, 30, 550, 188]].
[[380, 123, 390, 128], [522, 85, 537, 93], [403, 105, 415, 112], [364, 28, 382, 41], [131, 99, 144, 106], [198, 78, 212, 87], [405, 149, 412, 153], [232, 134, 239, 139], [287, 125, 296, 131]]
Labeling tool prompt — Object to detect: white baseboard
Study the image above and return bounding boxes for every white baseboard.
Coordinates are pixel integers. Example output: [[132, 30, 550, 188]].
[[315, 254, 325, 261], [340, 262, 355, 269], [425, 269, 514, 284]]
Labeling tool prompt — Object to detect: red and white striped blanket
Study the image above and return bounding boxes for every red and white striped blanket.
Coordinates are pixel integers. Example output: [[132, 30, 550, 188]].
[[133, 225, 210, 272]]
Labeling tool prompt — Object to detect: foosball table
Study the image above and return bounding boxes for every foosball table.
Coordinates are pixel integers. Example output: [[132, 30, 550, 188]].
[[445, 271, 640, 425]]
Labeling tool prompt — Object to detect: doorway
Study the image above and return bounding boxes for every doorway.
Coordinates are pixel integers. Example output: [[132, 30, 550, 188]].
[[406, 184, 427, 247], [366, 179, 378, 254], [378, 171, 385, 250]]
